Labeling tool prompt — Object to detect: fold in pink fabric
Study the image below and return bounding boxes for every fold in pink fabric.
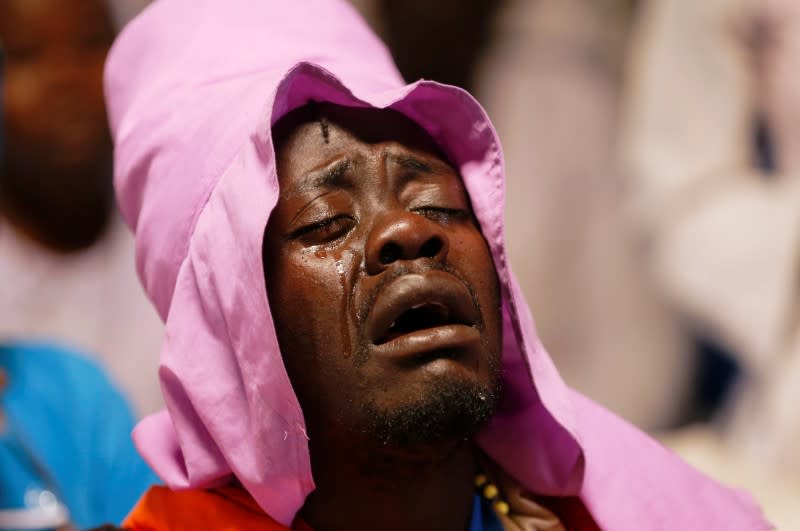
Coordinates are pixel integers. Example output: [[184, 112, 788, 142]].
[[105, 0, 770, 528]]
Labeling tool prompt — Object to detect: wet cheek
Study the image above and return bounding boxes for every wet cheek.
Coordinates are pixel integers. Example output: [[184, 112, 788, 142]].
[[323, 248, 368, 356], [284, 251, 356, 355]]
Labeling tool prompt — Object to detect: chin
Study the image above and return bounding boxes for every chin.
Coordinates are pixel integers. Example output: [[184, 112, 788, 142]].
[[359, 371, 499, 448]]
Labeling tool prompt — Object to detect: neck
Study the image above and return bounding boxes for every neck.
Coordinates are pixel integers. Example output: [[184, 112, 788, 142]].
[[301, 434, 478, 531]]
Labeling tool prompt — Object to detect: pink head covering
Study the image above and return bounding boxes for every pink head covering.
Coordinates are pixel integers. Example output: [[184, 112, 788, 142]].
[[105, 0, 769, 528]]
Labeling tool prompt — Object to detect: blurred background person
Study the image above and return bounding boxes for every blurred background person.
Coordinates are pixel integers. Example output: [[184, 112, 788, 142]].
[[474, 0, 694, 430], [371, 0, 502, 92], [623, 0, 800, 526], [0, 43, 155, 531], [0, 0, 162, 416], [0, 341, 156, 530]]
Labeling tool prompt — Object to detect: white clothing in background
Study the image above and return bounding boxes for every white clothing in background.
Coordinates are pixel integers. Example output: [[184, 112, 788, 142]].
[[0, 214, 163, 416], [475, 0, 693, 430], [624, 0, 800, 525]]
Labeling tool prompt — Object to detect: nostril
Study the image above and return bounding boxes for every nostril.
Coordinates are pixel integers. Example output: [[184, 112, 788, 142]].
[[419, 237, 443, 258], [379, 242, 402, 264]]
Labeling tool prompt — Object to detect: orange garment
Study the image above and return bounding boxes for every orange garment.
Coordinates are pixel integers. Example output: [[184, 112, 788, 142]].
[[123, 486, 313, 531]]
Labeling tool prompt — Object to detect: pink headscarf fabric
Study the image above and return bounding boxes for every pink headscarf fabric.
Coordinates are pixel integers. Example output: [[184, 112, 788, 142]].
[[105, 0, 769, 528]]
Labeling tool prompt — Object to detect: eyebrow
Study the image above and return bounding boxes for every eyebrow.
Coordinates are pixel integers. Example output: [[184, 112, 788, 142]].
[[387, 153, 453, 176], [290, 159, 353, 197]]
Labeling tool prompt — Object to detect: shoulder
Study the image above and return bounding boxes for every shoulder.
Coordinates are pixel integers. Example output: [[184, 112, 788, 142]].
[[2, 340, 134, 436], [124, 486, 298, 531], [2, 340, 108, 382]]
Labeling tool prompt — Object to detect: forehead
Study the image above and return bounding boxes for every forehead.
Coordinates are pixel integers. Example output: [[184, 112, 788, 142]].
[[271, 103, 450, 180]]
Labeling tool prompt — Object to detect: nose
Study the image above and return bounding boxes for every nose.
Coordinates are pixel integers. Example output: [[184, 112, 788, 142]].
[[365, 213, 449, 275]]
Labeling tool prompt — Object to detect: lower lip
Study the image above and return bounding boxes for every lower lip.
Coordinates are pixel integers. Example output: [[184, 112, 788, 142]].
[[371, 324, 480, 362]]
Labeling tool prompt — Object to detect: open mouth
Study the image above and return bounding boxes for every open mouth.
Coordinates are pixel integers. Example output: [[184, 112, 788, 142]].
[[367, 272, 480, 351], [378, 302, 463, 345]]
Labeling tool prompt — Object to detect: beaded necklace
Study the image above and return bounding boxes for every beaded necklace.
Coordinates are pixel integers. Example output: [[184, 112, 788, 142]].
[[475, 473, 509, 516]]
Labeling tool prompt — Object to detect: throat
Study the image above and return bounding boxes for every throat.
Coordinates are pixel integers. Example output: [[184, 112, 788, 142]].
[[300, 439, 478, 531]]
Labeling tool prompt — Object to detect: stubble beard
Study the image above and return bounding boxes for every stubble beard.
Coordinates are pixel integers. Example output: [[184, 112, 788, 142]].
[[359, 371, 501, 449]]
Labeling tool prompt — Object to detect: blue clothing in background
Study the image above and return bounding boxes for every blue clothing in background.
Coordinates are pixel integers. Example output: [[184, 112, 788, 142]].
[[0, 342, 158, 528]]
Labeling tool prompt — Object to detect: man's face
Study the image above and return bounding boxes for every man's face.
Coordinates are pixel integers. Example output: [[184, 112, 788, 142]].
[[264, 104, 502, 447], [0, 0, 113, 174], [0, 0, 114, 249]]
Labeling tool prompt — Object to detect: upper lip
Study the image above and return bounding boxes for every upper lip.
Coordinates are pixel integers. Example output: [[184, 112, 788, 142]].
[[366, 270, 479, 346]]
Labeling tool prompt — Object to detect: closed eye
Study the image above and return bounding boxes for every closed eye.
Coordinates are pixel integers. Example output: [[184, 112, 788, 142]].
[[289, 215, 356, 243], [412, 207, 469, 223]]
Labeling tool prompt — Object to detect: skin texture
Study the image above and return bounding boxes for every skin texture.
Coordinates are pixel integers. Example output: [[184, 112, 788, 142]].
[[264, 104, 502, 531], [0, 0, 115, 252]]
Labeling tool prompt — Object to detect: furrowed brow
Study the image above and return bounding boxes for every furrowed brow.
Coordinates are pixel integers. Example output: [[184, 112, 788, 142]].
[[388, 153, 452, 176], [291, 159, 353, 197]]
